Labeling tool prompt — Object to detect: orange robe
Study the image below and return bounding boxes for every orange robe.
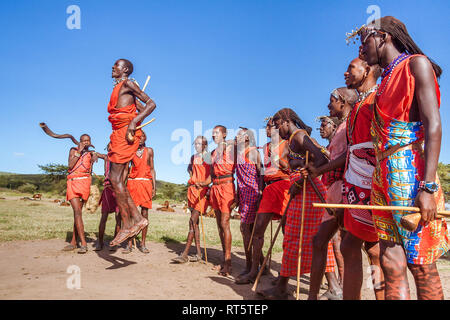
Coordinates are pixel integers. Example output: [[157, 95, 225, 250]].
[[257, 140, 290, 219], [187, 153, 211, 213], [210, 143, 236, 213], [127, 147, 153, 209], [66, 151, 92, 201], [107, 81, 142, 164]]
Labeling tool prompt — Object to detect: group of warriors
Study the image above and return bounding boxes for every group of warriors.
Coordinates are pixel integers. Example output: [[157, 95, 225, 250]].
[[59, 15, 449, 300]]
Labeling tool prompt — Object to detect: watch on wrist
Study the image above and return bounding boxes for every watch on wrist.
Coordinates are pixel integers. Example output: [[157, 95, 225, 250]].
[[418, 181, 439, 194]]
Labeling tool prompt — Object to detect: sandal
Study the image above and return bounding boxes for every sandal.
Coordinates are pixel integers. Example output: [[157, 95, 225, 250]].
[[122, 245, 132, 254], [172, 255, 189, 264], [109, 245, 118, 251], [188, 254, 202, 262], [139, 246, 150, 254], [77, 246, 88, 254], [62, 244, 77, 251], [110, 229, 134, 247]]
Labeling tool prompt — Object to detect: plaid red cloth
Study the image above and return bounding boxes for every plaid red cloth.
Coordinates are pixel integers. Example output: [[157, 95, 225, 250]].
[[280, 177, 335, 277], [236, 152, 259, 224], [321, 167, 344, 188]]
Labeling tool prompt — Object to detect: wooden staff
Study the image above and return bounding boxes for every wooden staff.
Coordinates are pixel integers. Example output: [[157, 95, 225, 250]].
[[126, 118, 156, 142], [136, 118, 156, 130], [127, 75, 153, 142], [248, 214, 258, 251], [198, 189, 208, 264], [141, 75, 151, 92], [313, 203, 450, 232], [268, 220, 273, 270], [296, 151, 309, 300], [252, 195, 293, 292]]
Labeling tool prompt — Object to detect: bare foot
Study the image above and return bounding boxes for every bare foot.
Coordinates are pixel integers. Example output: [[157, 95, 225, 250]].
[[235, 272, 257, 284], [110, 229, 134, 247], [219, 261, 232, 276]]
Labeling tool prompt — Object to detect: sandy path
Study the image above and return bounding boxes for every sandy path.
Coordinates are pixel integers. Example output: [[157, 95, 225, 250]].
[[1, 238, 450, 300]]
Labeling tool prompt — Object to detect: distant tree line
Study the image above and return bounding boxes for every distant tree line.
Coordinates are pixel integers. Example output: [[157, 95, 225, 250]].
[[5, 162, 448, 202], [0, 163, 188, 202]]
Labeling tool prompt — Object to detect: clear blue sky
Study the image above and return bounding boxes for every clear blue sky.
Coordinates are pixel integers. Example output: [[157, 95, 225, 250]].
[[1, 0, 449, 184]]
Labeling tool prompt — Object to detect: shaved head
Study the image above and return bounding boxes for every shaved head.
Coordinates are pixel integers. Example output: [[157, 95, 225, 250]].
[[119, 59, 134, 76]]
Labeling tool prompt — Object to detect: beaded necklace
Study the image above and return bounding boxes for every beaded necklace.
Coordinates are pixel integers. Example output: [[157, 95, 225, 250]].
[[348, 85, 378, 145], [377, 52, 410, 97], [113, 77, 137, 87], [288, 129, 305, 161]]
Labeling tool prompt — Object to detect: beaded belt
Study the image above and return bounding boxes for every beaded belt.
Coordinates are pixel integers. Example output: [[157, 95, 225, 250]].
[[68, 176, 89, 181], [128, 177, 153, 181], [213, 174, 233, 185]]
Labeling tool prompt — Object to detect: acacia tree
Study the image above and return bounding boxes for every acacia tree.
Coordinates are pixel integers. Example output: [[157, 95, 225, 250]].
[[38, 163, 68, 183]]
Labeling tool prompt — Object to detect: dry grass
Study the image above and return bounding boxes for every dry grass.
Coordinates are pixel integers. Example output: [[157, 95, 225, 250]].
[[0, 191, 283, 253]]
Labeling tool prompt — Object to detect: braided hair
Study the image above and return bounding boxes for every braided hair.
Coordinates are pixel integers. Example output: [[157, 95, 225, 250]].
[[368, 16, 442, 79], [272, 108, 312, 135]]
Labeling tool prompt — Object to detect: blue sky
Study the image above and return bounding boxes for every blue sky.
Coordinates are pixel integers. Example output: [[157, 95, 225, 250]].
[[1, 0, 449, 184]]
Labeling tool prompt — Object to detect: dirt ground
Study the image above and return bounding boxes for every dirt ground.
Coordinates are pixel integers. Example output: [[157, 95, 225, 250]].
[[1, 235, 450, 300]]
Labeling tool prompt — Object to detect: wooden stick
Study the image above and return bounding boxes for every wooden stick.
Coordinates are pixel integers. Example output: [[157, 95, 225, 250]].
[[296, 151, 308, 300], [136, 118, 156, 130], [252, 196, 293, 292], [142, 75, 151, 92], [248, 214, 258, 252], [198, 189, 208, 264], [312, 203, 450, 216], [307, 175, 334, 216], [269, 220, 273, 270]]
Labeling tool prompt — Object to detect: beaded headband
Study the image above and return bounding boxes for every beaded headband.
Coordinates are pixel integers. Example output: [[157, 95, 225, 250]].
[[345, 24, 366, 45], [330, 88, 342, 100]]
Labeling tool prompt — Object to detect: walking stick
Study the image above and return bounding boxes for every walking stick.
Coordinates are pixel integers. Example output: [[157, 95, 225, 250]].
[[248, 214, 258, 251], [198, 189, 208, 264], [252, 195, 293, 292], [269, 220, 273, 270], [296, 151, 309, 300]]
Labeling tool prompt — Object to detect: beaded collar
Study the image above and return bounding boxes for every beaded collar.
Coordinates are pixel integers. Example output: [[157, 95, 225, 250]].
[[113, 77, 137, 87], [348, 85, 377, 145], [288, 129, 306, 160], [377, 53, 410, 97]]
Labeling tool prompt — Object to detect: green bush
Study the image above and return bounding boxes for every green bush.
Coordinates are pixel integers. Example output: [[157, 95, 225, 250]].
[[17, 183, 38, 194]]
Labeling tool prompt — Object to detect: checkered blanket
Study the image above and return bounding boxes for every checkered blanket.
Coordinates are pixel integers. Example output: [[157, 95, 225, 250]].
[[280, 177, 335, 276]]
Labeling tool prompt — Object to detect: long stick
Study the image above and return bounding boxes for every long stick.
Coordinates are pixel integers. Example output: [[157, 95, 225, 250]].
[[136, 118, 156, 130], [248, 214, 258, 251], [269, 220, 273, 270], [307, 175, 334, 216], [252, 196, 293, 292], [312, 203, 450, 216], [296, 151, 309, 300], [198, 189, 208, 264], [142, 75, 151, 92]]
